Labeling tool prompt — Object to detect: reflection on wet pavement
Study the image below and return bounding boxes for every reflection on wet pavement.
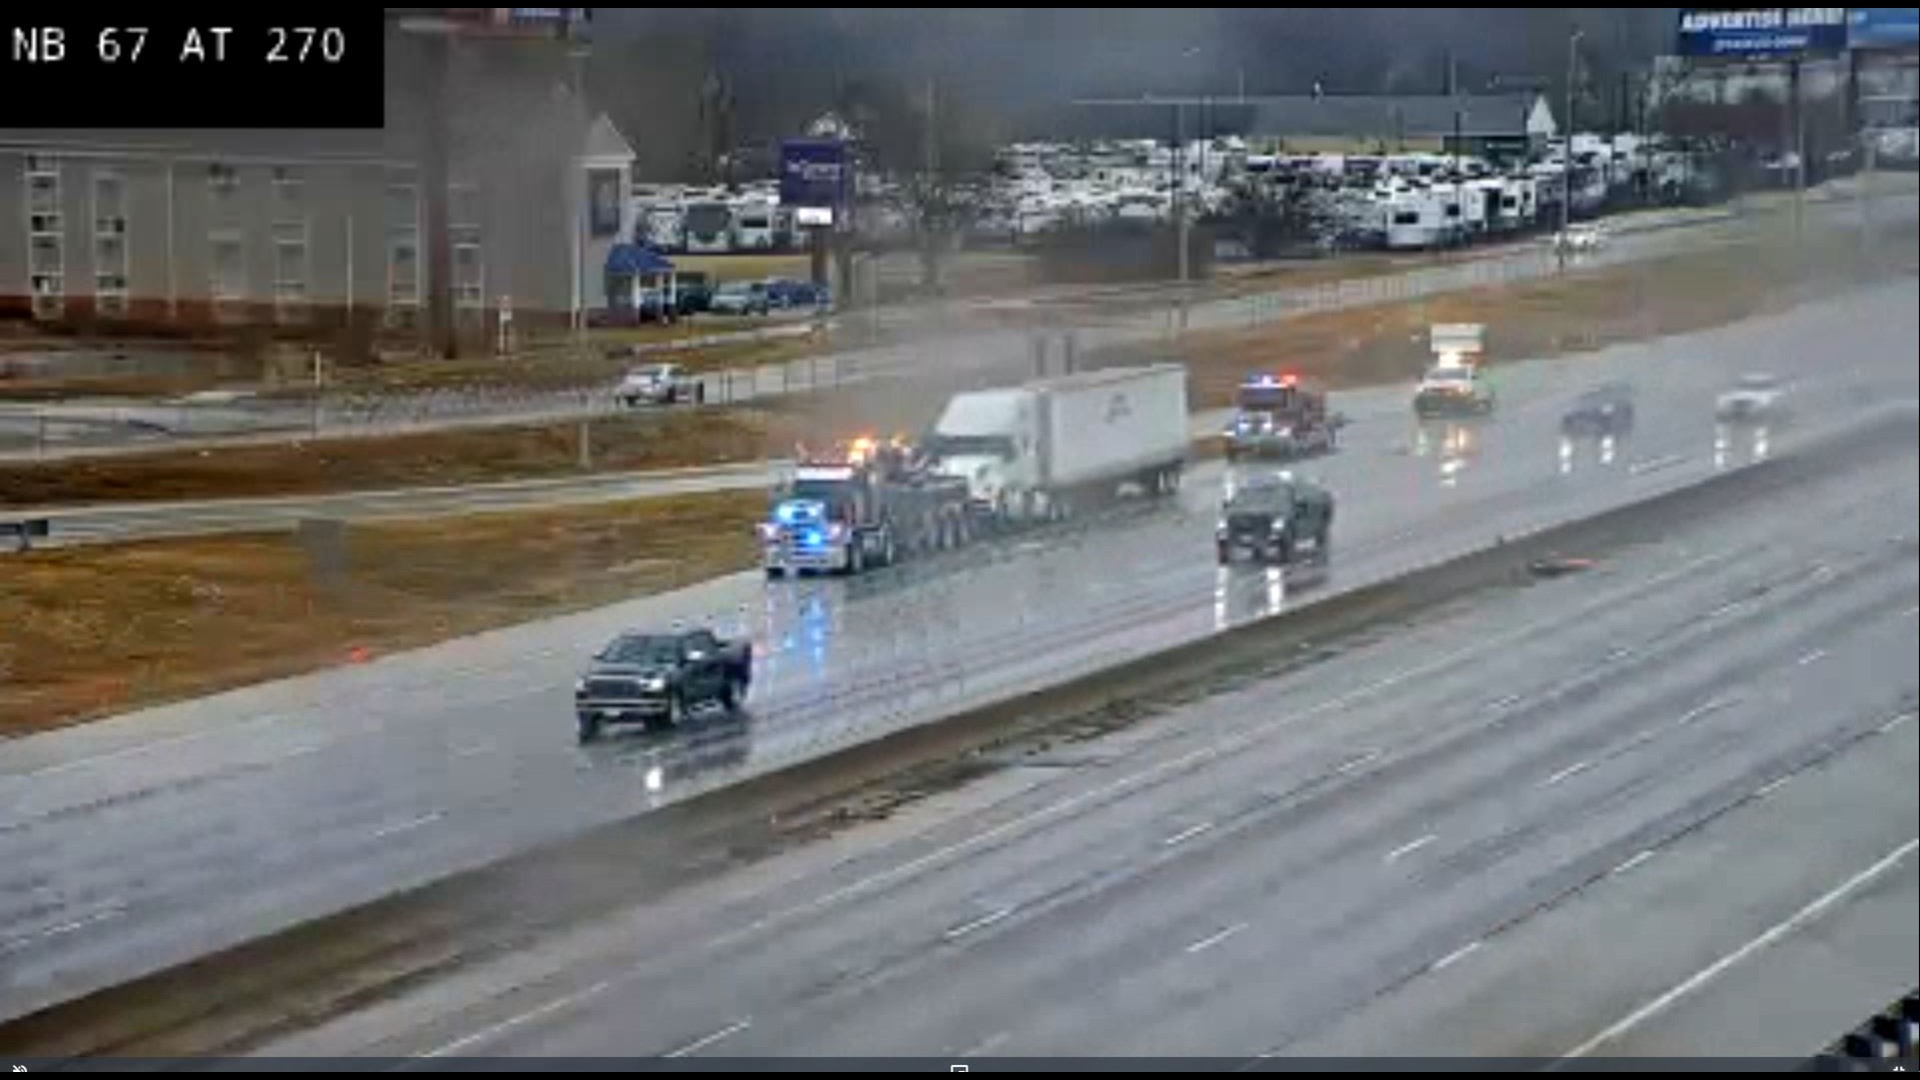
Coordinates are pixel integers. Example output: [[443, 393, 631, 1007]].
[[1715, 423, 1773, 469]]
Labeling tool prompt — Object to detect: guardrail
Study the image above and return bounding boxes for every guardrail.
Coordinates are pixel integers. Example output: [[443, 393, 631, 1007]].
[[1806, 988, 1920, 1068]]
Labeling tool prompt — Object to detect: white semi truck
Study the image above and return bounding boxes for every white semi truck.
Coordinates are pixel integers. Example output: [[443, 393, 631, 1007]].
[[925, 364, 1191, 524]]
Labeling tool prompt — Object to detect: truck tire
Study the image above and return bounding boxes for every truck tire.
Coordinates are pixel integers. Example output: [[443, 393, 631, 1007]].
[[881, 527, 898, 566], [576, 713, 602, 743], [846, 542, 865, 577], [1216, 541, 1232, 566], [719, 677, 740, 714], [664, 692, 687, 728], [1271, 536, 1295, 566], [765, 566, 787, 580]]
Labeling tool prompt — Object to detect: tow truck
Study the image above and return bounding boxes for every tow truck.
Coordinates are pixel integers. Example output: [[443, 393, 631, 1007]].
[[759, 436, 975, 578], [1223, 372, 1344, 462]]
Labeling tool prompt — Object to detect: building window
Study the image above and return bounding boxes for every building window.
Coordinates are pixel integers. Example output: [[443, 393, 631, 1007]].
[[271, 170, 309, 325], [209, 229, 247, 323], [92, 169, 130, 319], [450, 182, 484, 324], [273, 223, 309, 324], [25, 158, 63, 318], [385, 179, 420, 328], [272, 167, 305, 222], [453, 242, 484, 312]]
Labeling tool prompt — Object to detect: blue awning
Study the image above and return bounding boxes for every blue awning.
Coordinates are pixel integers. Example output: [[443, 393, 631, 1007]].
[[605, 243, 675, 276]]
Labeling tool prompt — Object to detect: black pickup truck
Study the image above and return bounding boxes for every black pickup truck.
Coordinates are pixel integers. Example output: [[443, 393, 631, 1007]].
[[1215, 472, 1335, 566], [574, 628, 752, 741]]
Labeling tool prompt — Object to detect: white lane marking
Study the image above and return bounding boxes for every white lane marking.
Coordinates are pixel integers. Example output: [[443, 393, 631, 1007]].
[[1901, 605, 1919, 619], [22, 712, 288, 778], [1880, 712, 1914, 734], [1808, 564, 1836, 583], [419, 980, 614, 1059], [665, 1018, 752, 1059], [1628, 454, 1688, 476], [1754, 775, 1791, 799], [1431, 940, 1483, 972], [1385, 835, 1438, 864], [1611, 850, 1658, 877], [1185, 923, 1247, 955], [1486, 694, 1522, 713], [1540, 761, 1592, 788], [1336, 749, 1382, 774], [0, 901, 128, 955], [943, 907, 1014, 941], [1163, 822, 1214, 847], [959, 1030, 1011, 1058], [454, 742, 495, 758], [676, 550, 1734, 951], [1562, 837, 1920, 1059], [371, 812, 445, 841], [282, 743, 323, 760], [1678, 697, 1733, 726], [1795, 649, 1827, 667]]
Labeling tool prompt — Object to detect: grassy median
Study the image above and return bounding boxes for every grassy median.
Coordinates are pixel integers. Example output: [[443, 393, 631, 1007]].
[[0, 490, 763, 736], [0, 407, 775, 508]]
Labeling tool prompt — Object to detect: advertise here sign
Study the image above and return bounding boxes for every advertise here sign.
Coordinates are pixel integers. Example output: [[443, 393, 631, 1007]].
[[780, 139, 850, 212], [1676, 8, 1849, 59]]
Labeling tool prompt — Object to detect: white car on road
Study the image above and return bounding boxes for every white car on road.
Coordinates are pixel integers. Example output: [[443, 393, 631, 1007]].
[[617, 364, 704, 407], [1552, 224, 1606, 253], [1715, 372, 1789, 424]]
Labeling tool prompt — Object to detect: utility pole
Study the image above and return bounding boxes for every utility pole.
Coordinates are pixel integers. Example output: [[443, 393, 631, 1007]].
[[1560, 26, 1582, 272], [423, 31, 455, 358], [1781, 58, 1797, 242], [1175, 101, 1190, 288]]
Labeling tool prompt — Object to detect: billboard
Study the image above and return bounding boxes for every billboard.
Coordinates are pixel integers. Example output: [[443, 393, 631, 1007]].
[[1850, 8, 1920, 50], [779, 139, 851, 212], [1676, 8, 1849, 59]]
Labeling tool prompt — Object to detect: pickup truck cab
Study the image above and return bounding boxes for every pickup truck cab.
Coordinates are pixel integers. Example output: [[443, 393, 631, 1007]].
[[1414, 361, 1496, 418], [574, 628, 752, 741]]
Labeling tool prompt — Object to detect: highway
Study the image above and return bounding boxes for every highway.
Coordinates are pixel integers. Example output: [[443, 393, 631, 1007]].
[[0, 278, 1911, 1033], [3, 181, 1903, 465], [262, 409, 1917, 1059], [12, 188, 1913, 549]]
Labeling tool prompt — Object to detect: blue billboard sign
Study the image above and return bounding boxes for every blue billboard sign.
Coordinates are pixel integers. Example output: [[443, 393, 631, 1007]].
[[779, 139, 850, 212], [1850, 8, 1920, 50], [1676, 8, 1850, 59]]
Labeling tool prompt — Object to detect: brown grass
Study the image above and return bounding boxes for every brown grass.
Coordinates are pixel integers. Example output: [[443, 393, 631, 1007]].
[[0, 408, 775, 508], [0, 491, 764, 736]]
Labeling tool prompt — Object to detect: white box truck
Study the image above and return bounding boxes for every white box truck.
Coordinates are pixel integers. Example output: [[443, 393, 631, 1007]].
[[927, 363, 1190, 523]]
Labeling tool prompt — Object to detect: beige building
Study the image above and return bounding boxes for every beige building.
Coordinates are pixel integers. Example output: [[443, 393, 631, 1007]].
[[0, 17, 632, 345]]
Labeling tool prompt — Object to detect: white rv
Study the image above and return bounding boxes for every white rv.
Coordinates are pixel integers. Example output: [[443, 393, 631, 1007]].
[[1385, 188, 1447, 250], [682, 200, 737, 254], [733, 195, 779, 252]]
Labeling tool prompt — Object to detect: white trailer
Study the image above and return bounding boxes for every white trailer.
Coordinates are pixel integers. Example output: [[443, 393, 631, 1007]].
[[1385, 189, 1448, 250], [929, 364, 1190, 523]]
